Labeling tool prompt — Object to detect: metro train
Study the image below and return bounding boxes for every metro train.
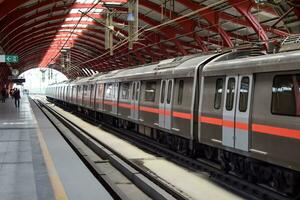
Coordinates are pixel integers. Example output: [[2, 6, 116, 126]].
[[46, 49, 300, 195]]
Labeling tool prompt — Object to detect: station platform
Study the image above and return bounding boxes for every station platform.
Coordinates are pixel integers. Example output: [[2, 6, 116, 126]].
[[0, 96, 113, 200]]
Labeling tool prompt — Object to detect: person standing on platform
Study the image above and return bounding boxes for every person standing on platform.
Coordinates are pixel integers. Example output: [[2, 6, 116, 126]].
[[13, 89, 20, 108], [1, 88, 7, 103], [10, 89, 14, 99]]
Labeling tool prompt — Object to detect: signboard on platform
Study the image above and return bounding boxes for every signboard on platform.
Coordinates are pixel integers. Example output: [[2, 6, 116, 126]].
[[13, 79, 25, 84], [0, 55, 19, 63], [8, 76, 25, 84]]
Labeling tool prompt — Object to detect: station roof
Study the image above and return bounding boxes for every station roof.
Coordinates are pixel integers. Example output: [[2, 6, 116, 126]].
[[0, 0, 300, 80]]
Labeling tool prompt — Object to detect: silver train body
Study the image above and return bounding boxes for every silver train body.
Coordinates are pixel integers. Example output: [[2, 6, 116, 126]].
[[46, 50, 300, 195]]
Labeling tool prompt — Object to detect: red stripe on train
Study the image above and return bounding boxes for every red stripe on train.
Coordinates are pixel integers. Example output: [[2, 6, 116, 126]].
[[100, 101, 192, 120], [200, 116, 300, 140], [199, 116, 223, 126], [139, 106, 159, 114], [173, 112, 192, 120], [200, 116, 248, 130], [222, 120, 235, 128], [235, 122, 249, 131], [252, 124, 300, 140], [118, 103, 134, 109], [103, 100, 116, 106]]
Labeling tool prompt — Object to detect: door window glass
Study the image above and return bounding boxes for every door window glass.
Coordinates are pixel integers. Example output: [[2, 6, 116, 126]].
[[178, 80, 184, 105], [226, 78, 235, 111], [214, 78, 223, 109], [136, 82, 140, 100], [105, 83, 113, 99], [239, 77, 249, 112], [145, 81, 156, 102], [161, 81, 166, 103], [121, 83, 130, 100], [167, 80, 173, 104], [113, 83, 118, 100], [98, 84, 104, 99], [90, 85, 94, 102], [132, 82, 135, 100]]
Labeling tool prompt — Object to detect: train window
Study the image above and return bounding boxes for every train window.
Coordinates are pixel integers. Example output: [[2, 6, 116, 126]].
[[214, 79, 223, 109], [226, 78, 235, 111], [90, 84, 94, 98], [83, 85, 88, 97], [105, 83, 113, 99], [239, 77, 249, 112], [272, 75, 300, 116], [132, 82, 135, 100], [161, 81, 166, 103], [145, 81, 156, 102], [72, 86, 75, 100], [98, 84, 104, 98], [121, 83, 130, 100], [167, 80, 173, 104], [136, 82, 140, 100], [178, 80, 184, 105]]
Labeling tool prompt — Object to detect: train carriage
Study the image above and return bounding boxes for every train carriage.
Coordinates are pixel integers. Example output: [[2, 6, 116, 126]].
[[46, 49, 300, 195], [200, 50, 300, 171]]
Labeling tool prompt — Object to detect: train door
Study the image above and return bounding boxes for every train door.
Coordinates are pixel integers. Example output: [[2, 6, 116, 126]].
[[130, 81, 140, 120], [72, 86, 76, 103], [159, 79, 174, 130], [77, 85, 82, 105], [112, 83, 119, 114], [222, 75, 252, 151], [90, 84, 96, 109], [96, 83, 104, 111]]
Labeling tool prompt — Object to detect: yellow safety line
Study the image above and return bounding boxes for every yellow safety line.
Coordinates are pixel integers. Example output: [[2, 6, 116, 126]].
[[32, 110, 69, 200]]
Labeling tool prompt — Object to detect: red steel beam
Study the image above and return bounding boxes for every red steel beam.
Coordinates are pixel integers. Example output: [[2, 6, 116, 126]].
[[19, 44, 97, 65], [228, 0, 269, 48], [175, 0, 234, 47], [18, 42, 99, 66], [7, 22, 105, 53], [1, 2, 105, 34], [0, 0, 63, 30], [12, 32, 105, 56], [0, 0, 28, 20], [2, 12, 102, 48], [138, 0, 208, 51]]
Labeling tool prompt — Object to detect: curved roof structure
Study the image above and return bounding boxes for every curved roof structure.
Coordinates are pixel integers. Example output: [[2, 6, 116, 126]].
[[0, 0, 300, 81]]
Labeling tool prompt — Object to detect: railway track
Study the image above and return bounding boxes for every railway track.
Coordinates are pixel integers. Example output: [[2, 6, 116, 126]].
[[32, 97, 188, 200], [98, 122, 294, 200], [37, 97, 297, 200]]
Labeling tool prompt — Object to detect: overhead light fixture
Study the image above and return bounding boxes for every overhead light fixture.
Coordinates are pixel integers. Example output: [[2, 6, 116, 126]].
[[255, 0, 282, 6], [103, 2, 124, 9], [127, 12, 135, 21]]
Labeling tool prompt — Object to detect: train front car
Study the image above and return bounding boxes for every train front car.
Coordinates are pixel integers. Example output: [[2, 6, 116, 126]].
[[199, 50, 300, 195]]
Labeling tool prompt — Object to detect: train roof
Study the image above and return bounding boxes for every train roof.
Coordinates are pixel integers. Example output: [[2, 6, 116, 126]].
[[50, 49, 298, 87], [203, 50, 300, 76], [83, 53, 218, 82]]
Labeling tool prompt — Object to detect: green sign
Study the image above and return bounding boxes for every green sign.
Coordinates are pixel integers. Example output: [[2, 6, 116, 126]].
[[5, 55, 19, 63]]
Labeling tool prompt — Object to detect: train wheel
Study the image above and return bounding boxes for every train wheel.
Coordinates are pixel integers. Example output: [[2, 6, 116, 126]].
[[204, 146, 214, 160], [283, 171, 296, 195], [219, 151, 230, 172]]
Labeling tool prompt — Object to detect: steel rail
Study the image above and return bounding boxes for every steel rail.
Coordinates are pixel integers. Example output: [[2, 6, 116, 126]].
[[33, 97, 188, 200]]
